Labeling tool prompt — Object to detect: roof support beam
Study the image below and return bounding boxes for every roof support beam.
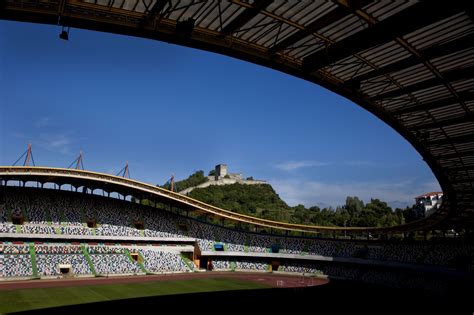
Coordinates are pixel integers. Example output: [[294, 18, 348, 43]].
[[302, 2, 464, 72], [272, 0, 371, 52], [428, 134, 473, 146], [148, 0, 168, 15], [372, 66, 474, 101], [345, 33, 474, 86], [221, 0, 273, 35], [447, 165, 474, 172], [409, 115, 474, 131], [392, 91, 474, 116], [139, 0, 169, 27], [434, 150, 474, 160], [451, 178, 474, 184]]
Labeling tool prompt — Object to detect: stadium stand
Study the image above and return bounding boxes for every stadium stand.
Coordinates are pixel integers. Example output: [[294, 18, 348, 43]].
[[0, 186, 472, 294]]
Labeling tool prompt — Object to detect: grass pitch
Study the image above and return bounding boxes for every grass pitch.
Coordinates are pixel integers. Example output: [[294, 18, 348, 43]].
[[0, 278, 270, 314]]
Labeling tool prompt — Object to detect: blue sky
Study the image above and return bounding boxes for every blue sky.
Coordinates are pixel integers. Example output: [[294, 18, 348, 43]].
[[0, 20, 440, 208]]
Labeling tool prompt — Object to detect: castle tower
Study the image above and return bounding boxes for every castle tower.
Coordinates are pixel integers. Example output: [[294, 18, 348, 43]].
[[215, 164, 228, 180]]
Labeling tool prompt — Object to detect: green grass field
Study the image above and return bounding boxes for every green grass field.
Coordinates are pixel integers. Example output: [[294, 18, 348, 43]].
[[0, 278, 270, 314]]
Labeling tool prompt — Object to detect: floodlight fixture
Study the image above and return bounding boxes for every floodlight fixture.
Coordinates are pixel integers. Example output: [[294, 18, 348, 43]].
[[59, 25, 69, 40]]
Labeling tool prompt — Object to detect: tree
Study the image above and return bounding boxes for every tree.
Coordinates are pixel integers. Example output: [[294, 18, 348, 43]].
[[189, 183, 291, 220], [292, 204, 309, 224], [365, 198, 392, 216], [343, 196, 363, 226], [394, 208, 405, 225], [334, 206, 350, 227], [405, 206, 416, 223], [345, 196, 364, 215], [309, 206, 320, 212]]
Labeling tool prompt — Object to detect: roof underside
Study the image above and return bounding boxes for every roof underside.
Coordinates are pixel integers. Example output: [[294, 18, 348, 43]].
[[1, 0, 473, 229]]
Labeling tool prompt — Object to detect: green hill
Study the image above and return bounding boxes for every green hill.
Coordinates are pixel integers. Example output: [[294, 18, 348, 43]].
[[189, 183, 293, 222], [161, 170, 208, 192], [164, 171, 406, 228]]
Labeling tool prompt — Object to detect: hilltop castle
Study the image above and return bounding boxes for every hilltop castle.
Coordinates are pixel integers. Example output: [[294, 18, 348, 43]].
[[179, 164, 266, 195]]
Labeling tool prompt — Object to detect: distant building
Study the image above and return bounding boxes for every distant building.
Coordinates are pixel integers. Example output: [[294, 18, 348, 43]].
[[415, 192, 443, 217]]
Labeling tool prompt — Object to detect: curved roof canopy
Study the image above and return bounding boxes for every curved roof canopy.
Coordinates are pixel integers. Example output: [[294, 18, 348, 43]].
[[1, 0, 473, 229]]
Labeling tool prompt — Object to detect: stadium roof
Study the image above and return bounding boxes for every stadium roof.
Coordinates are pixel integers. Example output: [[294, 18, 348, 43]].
[[1, 0, 473, 230]]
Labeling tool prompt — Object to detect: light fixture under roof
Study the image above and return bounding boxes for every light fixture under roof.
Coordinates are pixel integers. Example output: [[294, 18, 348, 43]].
[[59, 29, 68, 40]]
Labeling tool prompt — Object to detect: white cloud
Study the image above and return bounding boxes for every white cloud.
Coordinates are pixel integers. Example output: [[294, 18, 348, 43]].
[[274, 160, 331, 171], [269, 178, 441, 209], [344, 160, 402, 168], [344, 160, 375, 167], [37, 133, 73, 155], [35, 117, 50, 128], [11, 131, 74, 155]]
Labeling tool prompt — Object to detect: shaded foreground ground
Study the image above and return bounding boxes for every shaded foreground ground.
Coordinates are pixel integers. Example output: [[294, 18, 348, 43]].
[[0, 272, 471, 314], [0, 272, 324, 314]]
